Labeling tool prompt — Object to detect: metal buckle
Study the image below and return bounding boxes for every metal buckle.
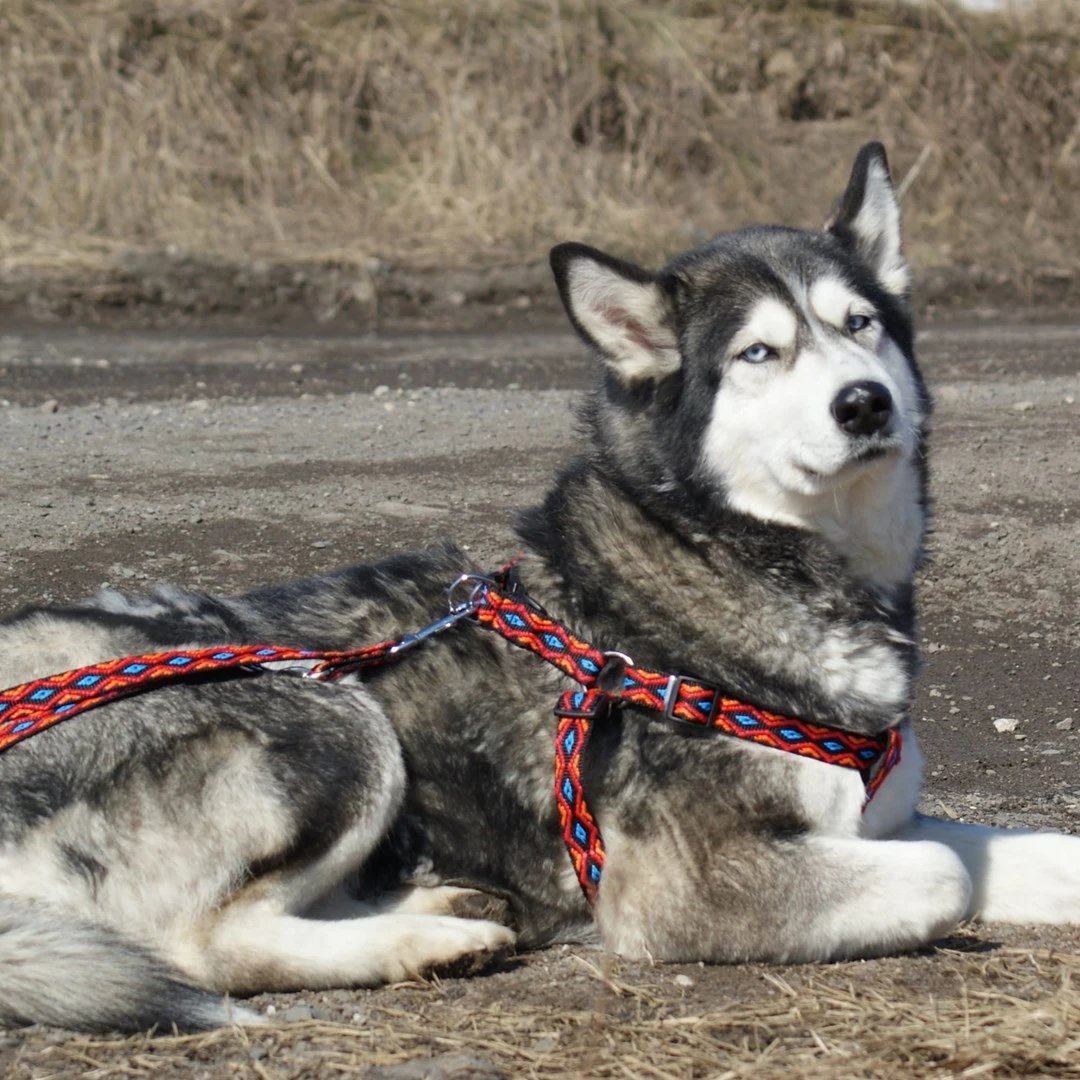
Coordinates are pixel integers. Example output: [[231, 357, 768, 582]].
[[661, 674, 720, 737], [595, 651, 634, 697], [446, 573, 494, 614]]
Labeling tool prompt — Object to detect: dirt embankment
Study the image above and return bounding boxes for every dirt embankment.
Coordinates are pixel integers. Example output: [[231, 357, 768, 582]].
[[1, 0, 1077, 329]]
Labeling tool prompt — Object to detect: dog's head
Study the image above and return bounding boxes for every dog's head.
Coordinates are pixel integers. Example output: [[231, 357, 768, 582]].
[[552, 143, 930, 589]]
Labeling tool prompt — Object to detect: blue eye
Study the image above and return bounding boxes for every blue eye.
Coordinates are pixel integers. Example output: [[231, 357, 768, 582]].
[[847, 313, 873, 333], [739, 342, 774, 363]]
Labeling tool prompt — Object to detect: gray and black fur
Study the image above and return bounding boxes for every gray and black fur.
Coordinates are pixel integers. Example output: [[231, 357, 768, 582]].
[[5, 144, 1080, 1033]]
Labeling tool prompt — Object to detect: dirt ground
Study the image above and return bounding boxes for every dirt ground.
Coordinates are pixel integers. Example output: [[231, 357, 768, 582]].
[[0, 314, 1077, 1078]]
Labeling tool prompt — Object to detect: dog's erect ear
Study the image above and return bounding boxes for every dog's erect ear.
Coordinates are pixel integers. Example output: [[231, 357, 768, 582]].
[[827, 143, 909, 297], [550, 242, 680, 383]]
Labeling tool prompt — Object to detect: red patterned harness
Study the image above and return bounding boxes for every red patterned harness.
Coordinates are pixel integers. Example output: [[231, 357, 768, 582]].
[[0, 569, 901, 904]]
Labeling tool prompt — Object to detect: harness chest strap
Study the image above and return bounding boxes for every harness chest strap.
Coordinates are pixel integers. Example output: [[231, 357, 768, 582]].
[[474, 580, 902, 902], [0, 569, 902, 905]]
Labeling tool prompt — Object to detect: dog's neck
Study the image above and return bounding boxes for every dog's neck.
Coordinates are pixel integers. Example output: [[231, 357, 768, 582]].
[[518, 461, 917, 736]]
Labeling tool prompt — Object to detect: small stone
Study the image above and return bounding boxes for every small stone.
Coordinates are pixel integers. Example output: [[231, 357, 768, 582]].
[[282, 1004, 314, 1022], [39, 398, 59, 414], [993, 717, 1019, 733], [373, 384, 391, 399], [31, 495, 52, 508], [673, 973, 694, 988], [1012, 400, 1036, 412], [1057, 718, 1074, 731], [311, 540, 331, 549]]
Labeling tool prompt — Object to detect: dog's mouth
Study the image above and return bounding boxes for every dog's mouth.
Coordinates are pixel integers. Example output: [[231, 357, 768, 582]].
[[796, 437, 903, 484], [851, 442, 895, 466]]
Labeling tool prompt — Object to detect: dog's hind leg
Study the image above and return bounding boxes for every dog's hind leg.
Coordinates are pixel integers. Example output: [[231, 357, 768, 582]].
[[895, 814, 1080, 924], [197, 826, 515, 994], [596, 829, 972, 963], [203, 907, 514, 993], [193, 758, 515, 994]]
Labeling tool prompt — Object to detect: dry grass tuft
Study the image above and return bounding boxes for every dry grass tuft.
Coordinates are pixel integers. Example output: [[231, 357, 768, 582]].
[[6, 945, 1080, 1079], [0, 0, 1077, 300]]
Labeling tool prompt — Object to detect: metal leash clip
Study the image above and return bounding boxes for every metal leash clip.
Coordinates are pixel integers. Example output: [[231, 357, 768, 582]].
[[384, 575, 492, 658]]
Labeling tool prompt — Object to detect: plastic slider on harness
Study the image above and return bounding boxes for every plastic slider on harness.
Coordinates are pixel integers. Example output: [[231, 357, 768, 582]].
[[662, 674, 723, 738]]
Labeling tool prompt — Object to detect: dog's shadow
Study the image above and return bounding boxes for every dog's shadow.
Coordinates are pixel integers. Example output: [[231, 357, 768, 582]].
[[927, 932, 1002, 955]]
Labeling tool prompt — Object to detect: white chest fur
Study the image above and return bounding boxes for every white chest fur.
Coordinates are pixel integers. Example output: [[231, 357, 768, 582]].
[[788, 722, 922, 839]]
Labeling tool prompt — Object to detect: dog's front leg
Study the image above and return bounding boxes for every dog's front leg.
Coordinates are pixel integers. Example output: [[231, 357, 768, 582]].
[[595, 826, 971, 963], [896, 814, 1080, 924]]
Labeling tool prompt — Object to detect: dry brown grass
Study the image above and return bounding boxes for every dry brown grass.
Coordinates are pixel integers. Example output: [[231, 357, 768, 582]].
[[0, 0, 1077, 301], [5, 945, 1080, 1079]]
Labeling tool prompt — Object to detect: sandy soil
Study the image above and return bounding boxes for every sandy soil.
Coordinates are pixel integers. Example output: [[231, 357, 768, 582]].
[[0, 316, 1077, 1078]]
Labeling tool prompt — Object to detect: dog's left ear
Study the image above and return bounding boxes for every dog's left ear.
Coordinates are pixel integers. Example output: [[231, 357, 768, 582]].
[[550, 242, 680, 384], [827, 142, 910, 297]]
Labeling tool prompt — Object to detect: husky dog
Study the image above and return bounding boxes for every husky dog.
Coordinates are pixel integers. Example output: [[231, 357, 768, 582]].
[[2, 144, 1079, 1033]]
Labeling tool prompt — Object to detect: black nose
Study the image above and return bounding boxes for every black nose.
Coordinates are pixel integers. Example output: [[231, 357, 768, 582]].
[[830, 380, 893, 436]]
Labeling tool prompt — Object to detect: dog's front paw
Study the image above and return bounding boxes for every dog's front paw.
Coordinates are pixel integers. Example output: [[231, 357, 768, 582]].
[[977, 831, 1080, 924]]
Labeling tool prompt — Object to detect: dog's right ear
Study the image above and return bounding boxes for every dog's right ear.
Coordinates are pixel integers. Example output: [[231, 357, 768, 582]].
[[827, 143, 909, 297], [550, 243, 680, 383]]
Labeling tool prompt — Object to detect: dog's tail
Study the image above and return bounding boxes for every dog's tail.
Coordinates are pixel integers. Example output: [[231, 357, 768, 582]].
[[0, 897, 259, 1032]]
